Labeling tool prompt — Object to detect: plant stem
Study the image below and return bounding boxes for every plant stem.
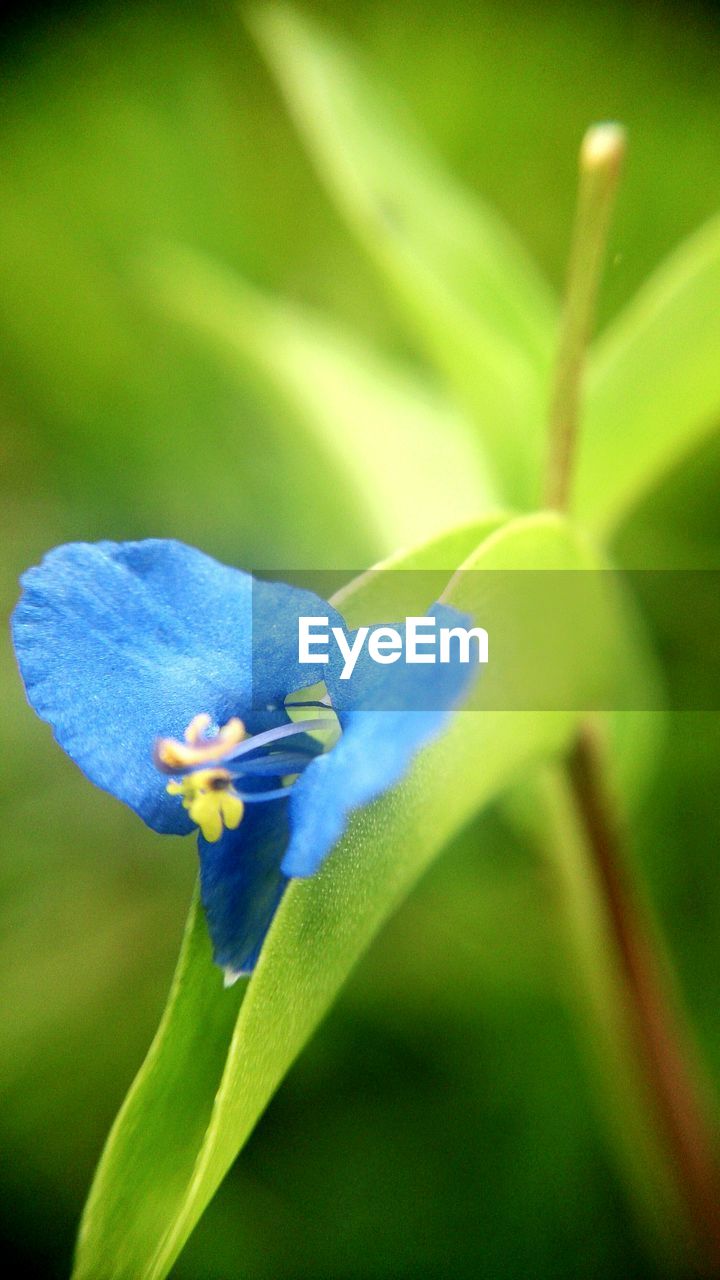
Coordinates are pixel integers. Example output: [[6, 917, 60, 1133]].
[[570, 726, 720, 1270], [544, 123, 625, 510], [546, 124, 720, 1269]]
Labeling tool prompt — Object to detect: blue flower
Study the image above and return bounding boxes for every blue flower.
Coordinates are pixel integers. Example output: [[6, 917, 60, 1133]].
[[11, 539, 473, 982]]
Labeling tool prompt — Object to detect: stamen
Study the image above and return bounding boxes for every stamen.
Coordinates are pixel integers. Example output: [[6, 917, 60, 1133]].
[[235, 787, 293, 803], [155, 715, 246, 772], [218, 717, 332, 765], [167, 767, 244, 843], [225, 749, 318, 779], [159, 712, 339, 841]]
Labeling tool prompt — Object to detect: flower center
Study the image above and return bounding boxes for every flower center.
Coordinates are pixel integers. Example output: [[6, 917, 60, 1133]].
[[155, 710, 335, 843]]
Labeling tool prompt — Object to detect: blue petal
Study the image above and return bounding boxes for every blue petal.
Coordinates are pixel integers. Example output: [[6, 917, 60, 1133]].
[[197, 797, 290, 978], [281, 603, 475, 877], [11, 540, 338, 833]]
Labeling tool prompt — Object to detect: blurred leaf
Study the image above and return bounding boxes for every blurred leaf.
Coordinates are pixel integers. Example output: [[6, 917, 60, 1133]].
[[147, 246, 497, 550], [252, 5, 558, 506], [73, 511, 622, 1280], [578, 213, 720, 536]]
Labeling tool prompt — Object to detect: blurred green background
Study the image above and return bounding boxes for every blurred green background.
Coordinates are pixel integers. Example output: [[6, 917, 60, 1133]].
[[2, 1, 720, 1276]]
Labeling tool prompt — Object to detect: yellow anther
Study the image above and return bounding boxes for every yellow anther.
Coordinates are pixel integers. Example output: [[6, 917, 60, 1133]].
[[167, 768, 244, 843], [155, 714, 246, 771]]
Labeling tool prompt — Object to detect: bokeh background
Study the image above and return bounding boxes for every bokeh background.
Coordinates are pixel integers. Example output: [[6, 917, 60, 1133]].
[[2, 1, 720, 1276]]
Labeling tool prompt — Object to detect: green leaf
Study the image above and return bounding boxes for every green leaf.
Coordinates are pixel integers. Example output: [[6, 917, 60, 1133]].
[[73, 513, 619, 1280], [252, 5, 557, 506], [72, 883, 245, 1280], [146, 246, 497, 551], [577, 212, 720, 536]]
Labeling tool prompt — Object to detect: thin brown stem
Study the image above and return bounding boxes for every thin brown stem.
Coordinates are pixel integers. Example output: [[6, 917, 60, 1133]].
[[569, 725, 720, 1273], [545, 125, 720, 1267]]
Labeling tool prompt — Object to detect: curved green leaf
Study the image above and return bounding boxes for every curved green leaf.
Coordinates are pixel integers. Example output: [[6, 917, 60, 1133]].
[[252, 5, 557, 505], [578, 212, 720, 535], [73, 513, 620, 1280], [146, 246, 496, 551]]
